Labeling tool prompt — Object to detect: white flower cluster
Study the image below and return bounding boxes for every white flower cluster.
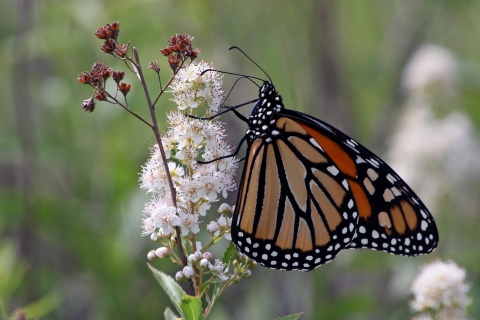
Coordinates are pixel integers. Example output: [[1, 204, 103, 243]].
[[140, 61, 237, 239], [410, 260, 471, 320], [169, 60, 224, 114]]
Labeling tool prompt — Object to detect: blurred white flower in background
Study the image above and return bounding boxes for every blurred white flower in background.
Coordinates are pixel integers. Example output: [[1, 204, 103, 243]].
[[410, 260, 470, 320], [401, 44, 458, 98], [388, 44, 480, 214]]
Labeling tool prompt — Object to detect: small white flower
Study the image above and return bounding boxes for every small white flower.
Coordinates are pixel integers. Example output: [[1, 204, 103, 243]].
[[155, 247, 169, 258], [209, 259, 229, 281], [181, 178, 207, 203], [151, 203, 181, 236], [168, 162, 184, 182], [411, 260, 470, 316], [178, 211, 200, 236], [197, 202, 210, 216], [183, 266, 195, 278]]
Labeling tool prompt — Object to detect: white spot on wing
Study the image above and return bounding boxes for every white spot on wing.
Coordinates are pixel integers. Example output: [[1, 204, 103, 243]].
[[327, 166, 339, 176]]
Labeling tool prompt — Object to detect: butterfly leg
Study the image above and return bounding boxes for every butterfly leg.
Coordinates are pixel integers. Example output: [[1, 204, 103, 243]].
[[198, 135, 247, 164]]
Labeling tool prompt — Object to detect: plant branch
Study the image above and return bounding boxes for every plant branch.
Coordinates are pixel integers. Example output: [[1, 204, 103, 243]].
[[132, 47, 194, 296], [152, 59, 186, 108], [104, 91, 152, 127]]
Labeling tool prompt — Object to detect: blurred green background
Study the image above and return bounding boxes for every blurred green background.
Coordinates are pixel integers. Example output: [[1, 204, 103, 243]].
[[1, 0, 480, 319]]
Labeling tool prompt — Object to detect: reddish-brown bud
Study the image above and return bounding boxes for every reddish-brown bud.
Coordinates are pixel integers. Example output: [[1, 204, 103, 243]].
[[114, 43, 129, 57], [95, 90, 107, 101], [119, 83, 131, 96], [112, 71, 125, 84], [77, 72, 91, 84], [95, 22, 120, 40], [101, 39, 116, 54], [160, 48, 171, 56], [95, 26, 111, 39]]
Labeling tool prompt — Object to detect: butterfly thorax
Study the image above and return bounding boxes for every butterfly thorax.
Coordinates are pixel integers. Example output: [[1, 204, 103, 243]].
[[246, 82, 285, 143]]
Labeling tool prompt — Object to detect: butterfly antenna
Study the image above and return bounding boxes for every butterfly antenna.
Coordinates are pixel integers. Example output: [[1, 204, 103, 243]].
[[201, 69, 262, 86], [229, 46, 273, 84]]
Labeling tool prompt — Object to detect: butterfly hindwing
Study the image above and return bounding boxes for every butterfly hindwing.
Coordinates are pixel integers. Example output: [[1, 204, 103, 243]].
[[232, 116, 359, 271]]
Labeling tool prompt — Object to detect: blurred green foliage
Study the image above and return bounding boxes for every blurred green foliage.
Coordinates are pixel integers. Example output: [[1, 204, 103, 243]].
[[1, 0, 480, 319]]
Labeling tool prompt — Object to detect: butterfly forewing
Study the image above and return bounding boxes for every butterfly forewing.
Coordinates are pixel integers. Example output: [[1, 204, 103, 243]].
[[283, 110, 439, 256]]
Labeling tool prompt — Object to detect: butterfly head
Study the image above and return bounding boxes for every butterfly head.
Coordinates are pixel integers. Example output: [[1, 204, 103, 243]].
[[245, 82, 285, 142]]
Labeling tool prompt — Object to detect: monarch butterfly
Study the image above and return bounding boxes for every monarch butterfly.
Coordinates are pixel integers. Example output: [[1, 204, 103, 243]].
[[204, 47, 439, 271]]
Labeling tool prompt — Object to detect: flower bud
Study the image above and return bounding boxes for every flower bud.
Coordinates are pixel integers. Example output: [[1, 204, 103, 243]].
[[155, 247, 169, 258], [217, 215, 228, 227], [207, 221, 219, 233], [147, 250, 157, 260], [218, 203, 231, 213], [175, 271, 184, 281], [150, 232, 159, 241], [188, 254, 197, 263], [183, 266, 194, 278], [194, 251, 203, 260], [200, 259, 209, 268], [203, 252, 212, 260], [242, 270, 252, 278]]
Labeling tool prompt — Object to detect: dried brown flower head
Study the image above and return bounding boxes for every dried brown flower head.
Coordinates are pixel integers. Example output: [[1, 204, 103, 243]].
[[95, 22, 120, 41], [148, 60, 161, 73], [114, 43, 129, 57], [160, 33, 199, 71], [113, 71, 125, 84], [94, 89, 107, 101], [101, 39, 116, 54], [119, 83, 131, 96]]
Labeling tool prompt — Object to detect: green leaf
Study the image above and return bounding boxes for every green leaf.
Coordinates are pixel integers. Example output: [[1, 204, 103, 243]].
[[164, 307, 180, 320], [148, 263, 186, 317], [275, 312, 304, 320], [180, 295, 203, 320], [221, 241, 237, 265], [208, 282, 223, 312], [23, 290, 61, 319], [181, 235, 192, 254]]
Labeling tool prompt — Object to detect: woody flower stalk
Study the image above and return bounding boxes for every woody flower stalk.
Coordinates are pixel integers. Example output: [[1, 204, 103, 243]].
[[76, 22, 258, 319]]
